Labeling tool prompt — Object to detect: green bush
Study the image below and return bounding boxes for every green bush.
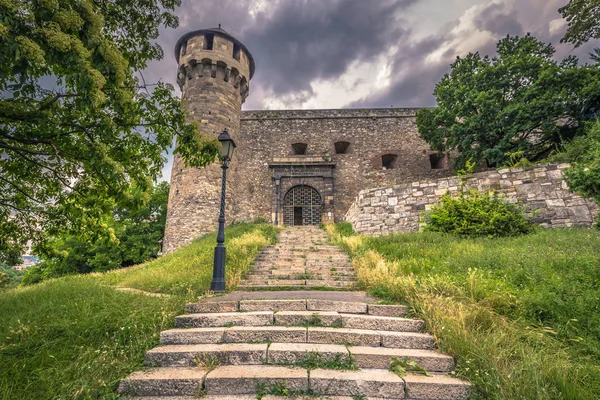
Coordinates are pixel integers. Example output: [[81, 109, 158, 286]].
[[424, 190, 533, 238]]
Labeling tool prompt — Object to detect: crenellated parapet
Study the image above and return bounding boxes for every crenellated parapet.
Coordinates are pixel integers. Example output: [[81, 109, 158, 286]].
[[174, 28, 254, 103]]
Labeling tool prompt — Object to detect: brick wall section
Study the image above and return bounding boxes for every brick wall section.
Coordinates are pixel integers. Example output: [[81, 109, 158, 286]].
[[234, 108, 453, 225], [345, 164, 599, 235]]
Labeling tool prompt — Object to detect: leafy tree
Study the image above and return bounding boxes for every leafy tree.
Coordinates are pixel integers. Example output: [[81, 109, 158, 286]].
[[417, 34, 600, 170], [559, 0, 600, 47], [0, 0, 218, 265], [591, 48, 600, 64], [563, 121, 600, 226], [22, 181, 170, 284], [0, 272, 10, 288]]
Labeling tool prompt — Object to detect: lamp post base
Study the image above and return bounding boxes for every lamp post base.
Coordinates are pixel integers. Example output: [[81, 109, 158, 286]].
[[211, 245, 226, 293]]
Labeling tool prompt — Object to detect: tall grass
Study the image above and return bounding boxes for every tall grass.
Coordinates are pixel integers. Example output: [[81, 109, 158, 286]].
[[0, 222, 278, 399], [327, 224, 600, 399]]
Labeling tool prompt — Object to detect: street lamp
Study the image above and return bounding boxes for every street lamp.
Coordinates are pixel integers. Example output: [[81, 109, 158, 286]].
[[210, 128, 236, 293], [274, 178, 281, 226]]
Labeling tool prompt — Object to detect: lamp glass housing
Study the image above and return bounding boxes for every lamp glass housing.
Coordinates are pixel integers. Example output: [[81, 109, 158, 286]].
[[217, 129, 236, 161]]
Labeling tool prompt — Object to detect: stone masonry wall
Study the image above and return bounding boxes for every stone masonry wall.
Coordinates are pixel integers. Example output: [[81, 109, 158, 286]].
[[345, 164, 598, 235], [234, 108, 453, 224]]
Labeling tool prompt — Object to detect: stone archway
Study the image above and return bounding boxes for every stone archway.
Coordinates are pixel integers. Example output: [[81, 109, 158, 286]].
[[283, 185, 322, 226]]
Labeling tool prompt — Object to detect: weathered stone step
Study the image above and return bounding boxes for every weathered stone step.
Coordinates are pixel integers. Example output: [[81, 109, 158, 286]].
[[175, 311, 273, 328], [342, 313, 424, 332], [204, 365, 308, 395], [118, 367, 206, 397], [146, 343, 267, 367]]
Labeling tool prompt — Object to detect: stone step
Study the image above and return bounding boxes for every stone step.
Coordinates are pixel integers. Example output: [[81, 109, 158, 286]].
[[341, 313, 424, 332], [161, 326, 434, 349], [274, 311, 342, 327], [120, 366, 470, 399], [349, 346, 454, 371], [174, 311, 273, 328], [145, 343, 267, 367], [118, 367, 207, 397]]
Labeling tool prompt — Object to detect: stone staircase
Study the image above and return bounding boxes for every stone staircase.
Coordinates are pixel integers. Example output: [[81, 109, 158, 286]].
[[118, 227, 470, 399], [239, 226, 356, 290]]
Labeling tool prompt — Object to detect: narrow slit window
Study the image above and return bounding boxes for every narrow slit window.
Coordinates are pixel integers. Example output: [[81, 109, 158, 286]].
[[429, 153, 447, 169], [334, 141, 350, 154], [292, 143, 307, 155], [204, 34, 214, 50], [382, 154, 398, 170], [233, 43, 241, 61]]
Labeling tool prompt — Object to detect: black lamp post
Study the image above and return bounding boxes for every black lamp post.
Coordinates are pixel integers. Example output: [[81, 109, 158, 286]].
[[210, 128, 236, 293]]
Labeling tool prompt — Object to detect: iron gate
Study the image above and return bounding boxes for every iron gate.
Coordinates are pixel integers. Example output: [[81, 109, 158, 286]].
[[283, 185, 322, 226]]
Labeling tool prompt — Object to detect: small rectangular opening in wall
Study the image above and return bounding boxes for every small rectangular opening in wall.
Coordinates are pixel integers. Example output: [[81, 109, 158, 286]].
[[204, 34, 214, 50], [429, 153, 447, 169], [292, 143, 308, 155], [233, 43, 241, 61], [382, 154, 398, 170]]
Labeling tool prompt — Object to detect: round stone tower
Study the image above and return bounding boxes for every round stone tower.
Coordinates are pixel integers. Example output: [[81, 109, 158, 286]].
[[162, 27, 255, 253]]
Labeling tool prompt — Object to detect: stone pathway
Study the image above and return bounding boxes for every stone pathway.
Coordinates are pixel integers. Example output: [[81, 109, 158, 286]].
[[118, 227, 471, 399], [239, 226, 356, 290]]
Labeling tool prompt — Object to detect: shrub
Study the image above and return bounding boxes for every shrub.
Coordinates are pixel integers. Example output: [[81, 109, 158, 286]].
[[424, 190, 533, 238], [0, 272, 10, 288]]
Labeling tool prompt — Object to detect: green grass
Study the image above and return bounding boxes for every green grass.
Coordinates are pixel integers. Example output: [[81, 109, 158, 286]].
[[326, 223, 600, 399], [0, 222, 278, 399]]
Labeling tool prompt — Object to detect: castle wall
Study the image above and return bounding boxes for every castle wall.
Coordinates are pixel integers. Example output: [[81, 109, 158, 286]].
[[234, 108, 453, 224], [345, 164, 599, 235]]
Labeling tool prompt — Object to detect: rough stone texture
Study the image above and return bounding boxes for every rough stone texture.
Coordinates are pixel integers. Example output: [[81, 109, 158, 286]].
[[307, 327, 381, 347], [349, 347, 454, 372], [307, 299, 367, 313], [309, 368, 405, 398], [118, 367, 207, 397], [274, 311, 342, 327], [160, 328, 225, 345], [224, 326, 307, 343], [368, 304, 409, 317], [185, 301, 238, 314], [380, 331, 436, 349], [267, 343, 349, 364], [196, 290, 378, 303], [145, 344, 267, 367], [163, 28, 253, 252], [204, 365, 309, 395], [174, 311, 273, 328], [404, 374, 471, 400], [346, 164, 599, 235], [342, 314, 424, 332], [239, 299, 307, 312]]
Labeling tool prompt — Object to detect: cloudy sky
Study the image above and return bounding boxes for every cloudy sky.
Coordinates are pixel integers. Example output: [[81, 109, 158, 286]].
[[150, 0, 598, 180]]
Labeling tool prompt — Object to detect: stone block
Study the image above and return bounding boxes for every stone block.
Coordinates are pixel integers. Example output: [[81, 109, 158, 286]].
[[224, 326, 307, 343], [239, 299, 307, 312], [309, 368, 405, 398], [341, 314, 423, 332], [174, 312, 273, 328], [275, 311, 342, 327], [308, 327, 381, 346], [185, 301, 238, 313], [307, 299, 367, 313], [349, 347, 454, 372], [145, 344, 268, 367], [268, 343, 349, 365], [160, 328, 225, 345], [404, 373, 471, 400], [204, 365, 308, 395], [380, 331, 436, 349], [368, 304, 409, 317], [118, 367, 207, 397]]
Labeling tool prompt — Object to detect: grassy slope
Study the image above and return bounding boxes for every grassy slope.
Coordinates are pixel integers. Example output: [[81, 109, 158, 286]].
[[0, 222, 278, 400], [327, 224, 600, 399]]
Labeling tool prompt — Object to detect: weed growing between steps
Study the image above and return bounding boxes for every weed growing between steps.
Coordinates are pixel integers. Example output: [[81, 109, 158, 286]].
[[0, 222, 276, 399], [326, 223, 600, 399]]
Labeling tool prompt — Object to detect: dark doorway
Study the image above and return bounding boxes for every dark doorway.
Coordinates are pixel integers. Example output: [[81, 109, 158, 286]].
[[294, 207, 303, 225]]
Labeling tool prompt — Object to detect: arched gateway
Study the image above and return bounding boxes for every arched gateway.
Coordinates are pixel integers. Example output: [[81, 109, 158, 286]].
[[283, 185, 322, 226]]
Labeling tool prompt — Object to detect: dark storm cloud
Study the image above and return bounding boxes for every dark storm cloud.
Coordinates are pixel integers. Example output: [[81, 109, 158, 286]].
[[243, 0, 416, 97], [474, 2, 523, 36]]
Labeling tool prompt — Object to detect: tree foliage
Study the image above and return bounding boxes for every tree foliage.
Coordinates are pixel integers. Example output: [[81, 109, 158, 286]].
[[0, 0, 219, 264], [417, 34, 600, 170], [22, 181, 170, 284], [559, 0, 600, 47]]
